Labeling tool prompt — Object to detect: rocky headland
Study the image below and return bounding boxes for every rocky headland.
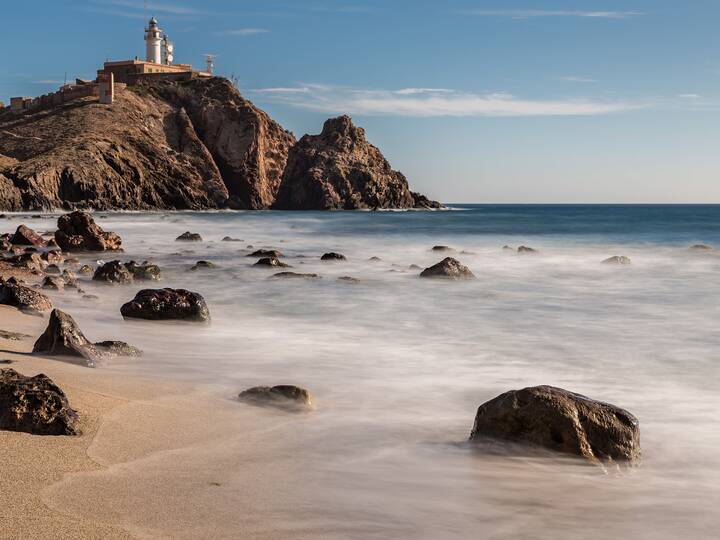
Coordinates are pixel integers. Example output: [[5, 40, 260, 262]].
[[0, 78, 438, 211]]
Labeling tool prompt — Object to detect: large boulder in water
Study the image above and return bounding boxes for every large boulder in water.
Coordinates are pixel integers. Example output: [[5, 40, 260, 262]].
[[238, 385, 315, 412], [419, 257, 475, 280], [469, 385, 641, 465], [55, 211, 122, 252], [120, 288, 210, 322], [0, 368, 80, 435], [0, 278, 52, 314], [11, 225, 46, 247], [273, 116, 440, 210], [32, 309, 102, 367]]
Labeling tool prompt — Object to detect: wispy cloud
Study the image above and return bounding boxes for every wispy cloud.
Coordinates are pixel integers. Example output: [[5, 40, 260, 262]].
[[98, 0, 203, 15], [215, 28, 269, 36], [461, 9, 642, 19], [677, 93, 701, 99], [559, 76, 598, 83], [249, 84, 640, 117]]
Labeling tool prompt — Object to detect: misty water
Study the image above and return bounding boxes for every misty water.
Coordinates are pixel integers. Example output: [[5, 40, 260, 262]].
[[11, 205, 720, 538]]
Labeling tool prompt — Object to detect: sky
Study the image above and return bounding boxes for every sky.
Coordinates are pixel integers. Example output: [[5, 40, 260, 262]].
[[1, 0, 719, 203]]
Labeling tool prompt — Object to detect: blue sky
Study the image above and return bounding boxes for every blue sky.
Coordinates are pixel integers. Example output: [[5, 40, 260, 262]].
[[1, 1, 719, 203]]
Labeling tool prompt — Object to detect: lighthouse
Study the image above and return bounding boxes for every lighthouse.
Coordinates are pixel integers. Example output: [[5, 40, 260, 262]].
[[145, 17, 162, 64]]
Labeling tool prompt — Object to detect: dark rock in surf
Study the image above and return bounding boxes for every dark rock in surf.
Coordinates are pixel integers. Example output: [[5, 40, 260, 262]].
[[190, 260, 218, 271], [517, 246, 538, 254], [55, 211, 122, 252], [690, 244, 713, 251], [120, 288, 210, 322], [602, 256, 632, 265], [321, 252, 346, 261], [247, 249, 284, 258], [419, 257, 475, 280], [92, 261, 133, 285], [32, 309, 102, 367], [125, 261, 162, 280], [78, 264, 94, 275], [337, 276, 360, 283], [222, 236, 242, 242], [0, 368, 80, 436], [469, 385, 641, 465], [254, 257, 289, 268], [11, 225, 46, 247], [431, 245, 454, 252], [41, 276, 64, 291], [176, 231, 202, 242], [238, 385, 315, 412], [269, 272, 319, 280], [94, 340, 143, 357], [0, 279, 52, 314]]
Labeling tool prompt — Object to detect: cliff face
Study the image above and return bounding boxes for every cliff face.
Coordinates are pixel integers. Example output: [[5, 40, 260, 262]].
[[0, 79, 438, 211], [0, 88, 228, 210], [154, 78, 296, 209], [274, 116, 440, 210]]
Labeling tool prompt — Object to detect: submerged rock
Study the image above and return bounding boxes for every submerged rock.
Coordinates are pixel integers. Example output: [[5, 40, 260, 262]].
[[176, 231, 203, 242], [120, 288, 210, 322], [0, 368, 80, 436], [247, 249, 284, 258], [0, 329, 32, 340], [254, 257, 289, 268], [222, 236, 242, 242], [269, 272, 320, 280], [517, 246, 538, 254], [11, 225, 46, 247], [125, 261, 162, 280], [41, 276, 64, 291], [93, 260, 134, 285], [55, 211, 122, 252], [94, 340, 143, 357], [32, 309, 102, 367], [431, 245, 454, 252], [602, 256, 632, 265], [78, 264, 94, 275], [419, 258, 475, 280], [469, 385, 641, 465], [337, 276, 360, 283], [321, 252, 346, 261], [690, 244, 713, 251], [238, 385, 314, 412], [0, 279, 52, 314], [190, 260, 218, 271]]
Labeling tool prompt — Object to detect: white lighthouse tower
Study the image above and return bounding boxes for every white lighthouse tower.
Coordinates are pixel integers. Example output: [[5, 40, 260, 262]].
[[145, 17, 162, 64]]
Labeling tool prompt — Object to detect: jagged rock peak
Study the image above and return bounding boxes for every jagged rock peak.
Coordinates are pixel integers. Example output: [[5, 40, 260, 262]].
[[274, 115, 441, 210]]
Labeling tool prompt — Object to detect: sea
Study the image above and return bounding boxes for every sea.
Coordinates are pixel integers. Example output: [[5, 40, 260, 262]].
[[7, 204, 720, 539]]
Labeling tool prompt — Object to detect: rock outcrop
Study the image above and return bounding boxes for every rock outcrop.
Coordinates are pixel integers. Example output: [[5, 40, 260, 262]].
[[274, 116, 439, 210], [238, 385, 315, 412], [120, 288, 210, 322], [11, 225, 46, 247], [0, 368, 80, 435], [93, 260, 134, 284], [469, 385, 641, 464], [32, 309, 102, 367], [55, 211, 122, 252]]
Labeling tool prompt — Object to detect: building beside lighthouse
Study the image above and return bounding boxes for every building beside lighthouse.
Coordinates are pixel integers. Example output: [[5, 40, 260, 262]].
[[6, 17, 211, 115], [97, 17, 210, 85]]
